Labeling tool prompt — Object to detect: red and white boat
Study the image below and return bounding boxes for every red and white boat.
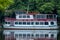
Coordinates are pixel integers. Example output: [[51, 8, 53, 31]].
[[3, 11, 58, 40]]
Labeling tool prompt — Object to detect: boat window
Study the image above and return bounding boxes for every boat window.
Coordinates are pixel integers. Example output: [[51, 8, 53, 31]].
[[31, 34, 34, 38], [36, 15, 45, 19], [45, 22, 48, 25], [40, 22, 44, 25], [35, 22, 39, 25], [15, 34, 18, 38], [27, 15, 30, 18], [31, 22, 34, 25], [54, 15, 57, 19], [51, 22, 54, 25], [27, 22, 30, 25], [19, 34, 22, 37], [40, 34, 44, 38], [5, 22, 7, 24], [15, 22, 18, 24], [8, 22, 10, 24], [5, 22, 10, 24], [23, 34, 26, 38], [36, 34, 39, 38], [45, 34, 48, 38], [19, 15, 22, 18], [33, 15, 36, 18], [19, 22, 22, 25], [23, 15, 26, 18], [27, 34, 30, 38], [47, 15, 53, 19], [51, 34, 54, 38], [23, 22, 26, 25]]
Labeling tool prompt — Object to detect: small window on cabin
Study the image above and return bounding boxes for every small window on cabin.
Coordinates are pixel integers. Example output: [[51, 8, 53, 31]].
[[27, 22, 30, 25], [15, 34, 18, 38], [47, 15, 53, 19], [37, 15, 45, 19], [15, 22, 18, 24], [36, 34, 39, 38], [37, 15, 40, 18], [35, 22, 39, 25], [19, 16, 22, 18], [45, 22, 48, 25], [31, 22, 34, 25], [40, 15, 45, 18], [51, 34, 54, 38], [27, 15, 30, 18], [19, 34, 22, 37], [31, 34, 34, 38], [45, 34, 48, 38], [40, 22, 44, 25], [51, 22, 54, 25], [23, 15, 26, 18], [8, 22, 10, 24], [27, 34, 30, 38], [23, 22, 26, 25], [40, 34, 44, 38], [5, 22, 7, 24], [19, 22, 22, 25], [5, 22, 10, 24], [23, 34, 26, 38], [54, 15, 56, 19]]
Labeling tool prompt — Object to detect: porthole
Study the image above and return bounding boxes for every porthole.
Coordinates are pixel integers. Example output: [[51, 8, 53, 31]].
[[45, 22, 48, 25], [15, 22, 18, 24], [51, 22, 54, 25]]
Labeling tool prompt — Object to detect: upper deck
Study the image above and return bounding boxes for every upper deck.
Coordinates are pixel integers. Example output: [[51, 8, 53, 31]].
[[3, 12, 58, 29], [15, 11, 57, 20]]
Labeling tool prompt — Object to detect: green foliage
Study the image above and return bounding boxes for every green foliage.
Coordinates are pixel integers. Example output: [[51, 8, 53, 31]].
[[57, 10, 60, 17], [39, 2, 55, 13], [5, 0, 60, 14], [57, 3, 60, 15], [0, 30, 5, 40], [0, 0, 14, 10], [7, 0, 55, 13]]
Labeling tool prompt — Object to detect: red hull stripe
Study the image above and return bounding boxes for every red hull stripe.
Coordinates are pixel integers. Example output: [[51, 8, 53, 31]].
[[5, 18, 57, 21]]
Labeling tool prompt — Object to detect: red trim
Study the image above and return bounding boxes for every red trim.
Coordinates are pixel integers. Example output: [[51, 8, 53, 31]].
[[5, 17, 16, 21], [5, 18, 57, 21]]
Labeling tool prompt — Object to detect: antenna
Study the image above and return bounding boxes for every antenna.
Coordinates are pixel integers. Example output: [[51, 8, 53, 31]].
[[27, 4, 29, 14]]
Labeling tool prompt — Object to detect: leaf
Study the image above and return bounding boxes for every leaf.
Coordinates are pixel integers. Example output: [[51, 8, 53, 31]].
[[39, 2, 55, 13], [0, 0, 14, 10]]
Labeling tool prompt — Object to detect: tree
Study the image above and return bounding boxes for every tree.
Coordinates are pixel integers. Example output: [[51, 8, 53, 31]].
[[3, 0, 60, 40], [8, 0, 41, 12], [8, 0, 60, 15], [0, 0, 14, 23], [39, 2, 55, 14], [0, 0, 14, 10], [0, 0, 14, 40]]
